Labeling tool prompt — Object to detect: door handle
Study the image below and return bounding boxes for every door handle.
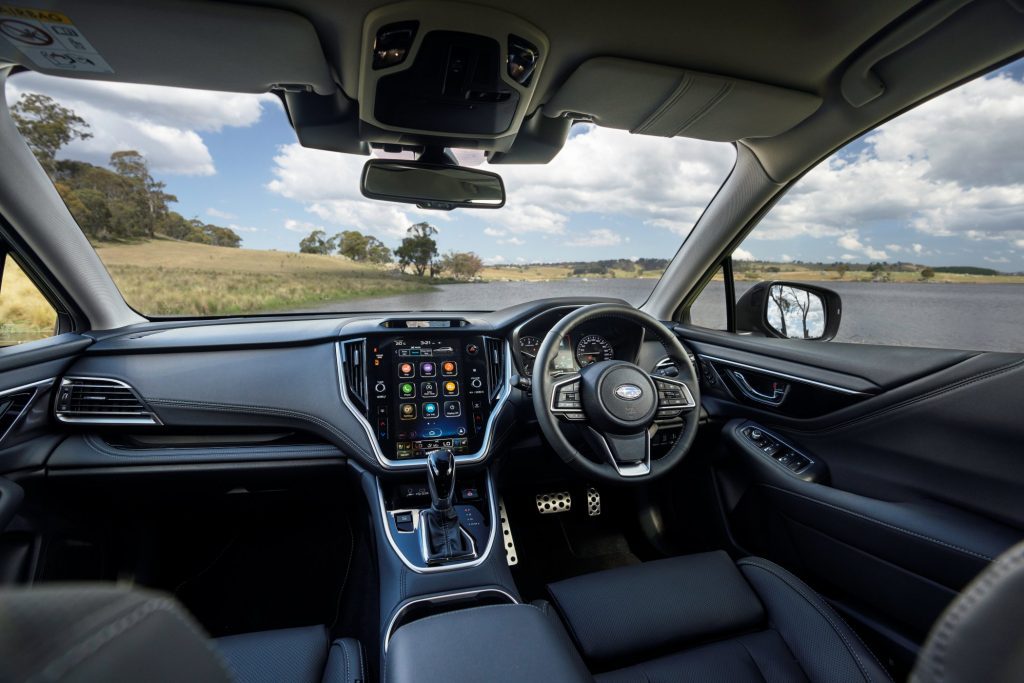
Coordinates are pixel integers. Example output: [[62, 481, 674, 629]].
[[729, 370, 789, 406]]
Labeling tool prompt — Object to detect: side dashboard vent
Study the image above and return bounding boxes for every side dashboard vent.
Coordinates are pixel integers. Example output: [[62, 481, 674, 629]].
[[55, 378, 160, 425], [483, 337, 505, 402], [340, 339, 368, 411]]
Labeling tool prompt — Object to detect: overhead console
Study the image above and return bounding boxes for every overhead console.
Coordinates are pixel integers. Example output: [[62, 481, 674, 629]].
[[356, 1, 549, 153], [340, 333, 509, 468]]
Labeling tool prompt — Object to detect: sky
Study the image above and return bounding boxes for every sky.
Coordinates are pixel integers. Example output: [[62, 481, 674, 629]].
[[5, 58, 1023, 270]]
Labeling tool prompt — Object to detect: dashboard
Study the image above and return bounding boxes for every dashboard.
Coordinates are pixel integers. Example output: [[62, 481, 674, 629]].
[[46, 297, 665, 474]]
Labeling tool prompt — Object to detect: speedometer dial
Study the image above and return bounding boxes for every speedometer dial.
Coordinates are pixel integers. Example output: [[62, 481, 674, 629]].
[[575, 334, 614, 367], [519, 335, 541, 373]]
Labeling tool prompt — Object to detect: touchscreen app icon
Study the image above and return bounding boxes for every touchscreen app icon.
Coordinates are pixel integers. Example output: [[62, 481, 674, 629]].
[[441, 361, 457, 376], [420, 361, 435, 376], [422, 402, 439, 419], [399, 382, 415, 398], [399, 403, 416, 420], [398, 362, 415, 378], [421, 381, 438, 398], [443, 380, 459, 396], [444, 401, 461, 417]]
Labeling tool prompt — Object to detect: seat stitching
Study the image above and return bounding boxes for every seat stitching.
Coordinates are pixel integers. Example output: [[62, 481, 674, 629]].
[[757, 484, 993, 561], [741, 558, 892, 681], [338, 641, 349, 682], [926, 547, 1024, 682], [358, 639, 367, 682], [735, 638, 769, 683], [33, 597, 217, 682], [738, 559, 882, 683]]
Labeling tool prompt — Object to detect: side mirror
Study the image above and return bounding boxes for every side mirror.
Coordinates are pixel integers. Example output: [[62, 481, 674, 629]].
[[360, 159, 505, 210], [736, 281, 842, 341]]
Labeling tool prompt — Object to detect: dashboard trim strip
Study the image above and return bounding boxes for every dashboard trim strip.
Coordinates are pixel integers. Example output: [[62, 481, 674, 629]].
[[335, 339, 512, 470]]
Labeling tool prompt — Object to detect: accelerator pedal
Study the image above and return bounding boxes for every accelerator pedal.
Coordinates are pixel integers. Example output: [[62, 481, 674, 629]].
[[498, 498, 518, 566]]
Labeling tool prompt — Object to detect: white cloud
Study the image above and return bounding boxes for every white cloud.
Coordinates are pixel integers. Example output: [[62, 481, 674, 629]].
[[912, 243, 925, 254], [284, 218, 322, 233], [733, 247, 755, 261], [565, 228, 625, 247], [207, 208, 237, 220], [499, 236, 525, 246], [750, 69, 1024, 254], [885, 243, 902, 253], [7, 72, 275, 175], [266, 125, 735, 244], [484, 255, 506, 264], [780, 254, 794, 263], [228, 224, 262, 233], [984, 256, 1010, 263]]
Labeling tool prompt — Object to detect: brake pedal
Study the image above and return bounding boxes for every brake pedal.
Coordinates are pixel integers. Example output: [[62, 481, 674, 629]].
[[498, 498, 518, 566], [536, 491, 572, 514], [586, 487, 601, 517]]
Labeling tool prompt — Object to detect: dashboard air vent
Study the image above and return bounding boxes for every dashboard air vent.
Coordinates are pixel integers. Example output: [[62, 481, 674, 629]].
[[55, 377, 159, 425], [340, 339, 368, 411], [483, 337, 505, 402]]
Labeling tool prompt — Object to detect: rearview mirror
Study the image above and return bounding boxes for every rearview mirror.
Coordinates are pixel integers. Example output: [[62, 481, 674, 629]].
[[360, 159, 505, 210], [736, 281, 842, 341]]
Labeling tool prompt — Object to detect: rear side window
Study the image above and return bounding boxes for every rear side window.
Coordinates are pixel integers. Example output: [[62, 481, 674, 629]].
[[0, 255, 56, 346]]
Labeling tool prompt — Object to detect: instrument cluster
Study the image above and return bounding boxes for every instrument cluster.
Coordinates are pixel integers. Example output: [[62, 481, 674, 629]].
[[513, 309, 644, 376]]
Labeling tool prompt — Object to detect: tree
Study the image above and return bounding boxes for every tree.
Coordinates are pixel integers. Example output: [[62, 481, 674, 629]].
[[394, 222, 438, 276], [439, 251, 484, 280], [299, 229, 332, 254], [336, 230, 370, 261], [836, 263, 849, 279], [10, 93, 92, 173], [365, 236, 392, 264], [109, 150, 177, 236], [921, 268, 935, 281]]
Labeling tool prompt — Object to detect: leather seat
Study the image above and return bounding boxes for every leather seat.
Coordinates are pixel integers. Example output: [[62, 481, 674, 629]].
[[217, 625, 365, 683], [545, 551, 891, 682], [0, 585, 364, 683]]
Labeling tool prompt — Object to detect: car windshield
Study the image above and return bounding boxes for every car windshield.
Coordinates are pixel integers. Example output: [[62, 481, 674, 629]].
[[5, 72, 736, 316]]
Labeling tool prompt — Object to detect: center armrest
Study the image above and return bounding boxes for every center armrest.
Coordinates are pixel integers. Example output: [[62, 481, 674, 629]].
[[384, 604, 591, 683]]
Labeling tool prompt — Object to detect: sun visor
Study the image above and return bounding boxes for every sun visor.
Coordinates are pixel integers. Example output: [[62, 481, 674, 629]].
[[0, 1, 335, 94], [545, 57, 821, 141]]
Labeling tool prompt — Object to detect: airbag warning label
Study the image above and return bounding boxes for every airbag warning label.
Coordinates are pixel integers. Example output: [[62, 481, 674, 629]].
[[0, 6, 113, 73]]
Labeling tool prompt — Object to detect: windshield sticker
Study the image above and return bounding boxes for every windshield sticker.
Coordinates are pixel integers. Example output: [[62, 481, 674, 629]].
[[0, 6, 112, 74]]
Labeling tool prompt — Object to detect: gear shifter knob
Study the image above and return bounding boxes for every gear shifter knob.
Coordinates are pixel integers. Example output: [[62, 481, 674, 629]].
[[426, 449, 456, 513]]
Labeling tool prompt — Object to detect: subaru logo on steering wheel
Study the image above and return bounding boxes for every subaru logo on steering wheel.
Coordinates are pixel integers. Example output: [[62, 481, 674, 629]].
[[614, 384, 643, 401]]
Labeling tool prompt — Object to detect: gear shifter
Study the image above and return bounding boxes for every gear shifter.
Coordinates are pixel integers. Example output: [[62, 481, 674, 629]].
[[421, 449, 475, 564], [427, 448, 457, 513]]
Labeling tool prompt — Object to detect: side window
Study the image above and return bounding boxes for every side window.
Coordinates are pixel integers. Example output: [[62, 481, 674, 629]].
[[688, 266, 728, 330], [719, 61, 1024, 353], [0, 255, 57, 346]]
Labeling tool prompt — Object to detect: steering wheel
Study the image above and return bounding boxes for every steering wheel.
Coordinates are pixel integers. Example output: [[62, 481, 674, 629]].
[[531, 303, 701, 482]]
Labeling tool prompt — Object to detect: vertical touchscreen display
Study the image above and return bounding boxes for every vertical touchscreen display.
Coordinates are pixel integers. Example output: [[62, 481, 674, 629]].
[[366, 336, 492, 459]]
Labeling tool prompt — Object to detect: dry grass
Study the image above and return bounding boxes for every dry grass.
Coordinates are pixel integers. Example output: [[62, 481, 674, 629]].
[[93, 238, 434, 315], [0, 258, 57, 344]]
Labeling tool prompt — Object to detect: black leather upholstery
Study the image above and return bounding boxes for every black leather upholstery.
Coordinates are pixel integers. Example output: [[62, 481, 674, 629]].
[[547, 550, 764, 664], [0, 585, 233, 682], [385, 604, 592, 683], [216, 625, 365, 683], [0, 584, 364, 683], [911, 539, 1024, 683], [547, 552, 892, 682]]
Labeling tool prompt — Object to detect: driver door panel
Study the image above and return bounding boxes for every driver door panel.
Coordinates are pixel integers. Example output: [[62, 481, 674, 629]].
[[675, 326, 1024, 655]]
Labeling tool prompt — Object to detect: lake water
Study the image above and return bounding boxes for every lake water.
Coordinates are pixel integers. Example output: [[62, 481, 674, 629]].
[[315, 279, 1024, 353]]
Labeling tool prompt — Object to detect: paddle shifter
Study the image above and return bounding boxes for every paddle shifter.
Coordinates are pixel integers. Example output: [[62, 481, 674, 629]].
[[422, 449, 475, 564]]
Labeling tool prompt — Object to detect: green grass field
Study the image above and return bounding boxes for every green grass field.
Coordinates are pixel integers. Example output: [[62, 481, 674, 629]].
[[94, 238, 435, 316]]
